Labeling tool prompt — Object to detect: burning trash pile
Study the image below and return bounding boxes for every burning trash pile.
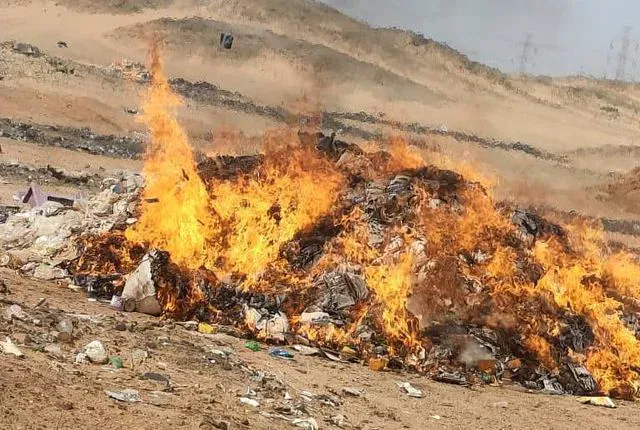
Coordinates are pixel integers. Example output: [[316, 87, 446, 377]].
[[4, 46, 640, 402]]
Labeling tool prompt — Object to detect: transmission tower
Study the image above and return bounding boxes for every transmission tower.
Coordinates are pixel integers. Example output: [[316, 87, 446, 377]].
[[518, 33, 535, 75], [615, 26, 632, 81]]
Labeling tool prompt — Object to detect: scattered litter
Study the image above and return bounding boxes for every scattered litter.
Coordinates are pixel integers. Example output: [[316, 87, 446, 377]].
[[430, 415, 442, 420], [0, 337, 25, 358], [244, 340, 261, 352], [396, 381, 423, 398], [341, 346, 358, 358], [270, 348, 294, 360], [33, 264, 68, 280], [540, 378, 564, 395], [3, 304, 28, 321], [220, 33, 234, 49], [342, 387, 363, 397], [83, 340, 109, 364], [292, 418, 318, 430], [105, 389, 140, 403], [434, 371, 468, 386], [328, 415, 347, 428], [109, 356, 124, 369], [369, 357, 388, 371], [131, 349, 149, 366], [240, 397, 259, 407], [293, 344, 320, 356], [300, 391, 315, 402], [320, 348, 343, 362], [198, 322, 216, 334], [317, 393, 341, 407], [284, 391, 293, 401], [56, 318, 73, 342], [209, 349, 228, 359], [492, 401, 509, 408], [110, 295, 124, 311], [74, 353, 89, 364], [577, 396, 616, 408], [568, 363, 597, 393]]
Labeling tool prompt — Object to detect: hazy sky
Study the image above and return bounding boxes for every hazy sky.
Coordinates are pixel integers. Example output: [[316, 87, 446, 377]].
[[322, 0, 640, 79]]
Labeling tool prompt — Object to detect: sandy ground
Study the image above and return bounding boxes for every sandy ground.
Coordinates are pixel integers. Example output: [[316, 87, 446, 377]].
[[3, 1, 640, 428], [2, 268, 640, 430]]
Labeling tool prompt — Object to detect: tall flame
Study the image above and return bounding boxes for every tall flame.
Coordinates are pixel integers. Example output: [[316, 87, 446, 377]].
[[125, 42, 215, 269]]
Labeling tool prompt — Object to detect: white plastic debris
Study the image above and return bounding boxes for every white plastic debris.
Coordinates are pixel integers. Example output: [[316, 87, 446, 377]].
[[342, 387, 363, 397], [3, 304, 28, 321], [577, 396, 616, 408], [121, 255, 162, 316], [240, 397, 260, 407], [396, 381, 423, 398], [292, 418, 318, 430], [329, 415, 346, 428], [0, 173, 141, 270], [0, 337, 25, 358], [83, 340, 109, 364], [245, 308, 289, 342], [300, 391, 315, 402], [105, 389, 140, 403], [74, 352, 90, 364], [293, 345, 320, 356]]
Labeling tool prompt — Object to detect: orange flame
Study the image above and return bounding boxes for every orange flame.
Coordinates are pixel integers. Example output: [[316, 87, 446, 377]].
[[125, 42, 215, 269], [115, 42, 640, 397]]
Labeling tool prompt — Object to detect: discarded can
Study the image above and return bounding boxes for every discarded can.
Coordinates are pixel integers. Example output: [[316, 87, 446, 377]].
[[110, 295, 124, 311], [270, 348, 294, 360], [245, 340, 261, 352]]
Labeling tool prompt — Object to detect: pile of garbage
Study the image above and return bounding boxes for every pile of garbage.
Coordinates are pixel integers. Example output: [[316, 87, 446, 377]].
[[3, 128, 640, 400], [0, 173, 143, 280]]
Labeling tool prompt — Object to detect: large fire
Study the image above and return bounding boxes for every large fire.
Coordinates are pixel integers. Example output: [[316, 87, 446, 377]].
[[76, 43, 640, 399]]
